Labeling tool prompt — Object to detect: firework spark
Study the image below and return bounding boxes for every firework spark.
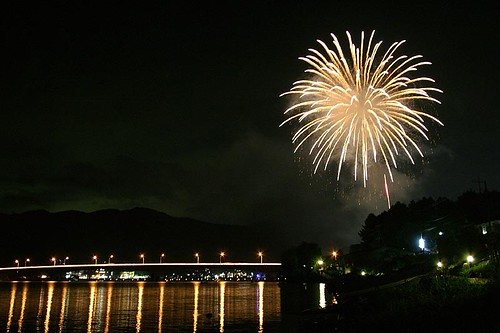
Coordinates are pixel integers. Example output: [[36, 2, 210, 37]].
[[281, 31, 443, 194]]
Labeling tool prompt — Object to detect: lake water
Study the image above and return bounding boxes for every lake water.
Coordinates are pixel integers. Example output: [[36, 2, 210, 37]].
[[0, 281, 333, 332]]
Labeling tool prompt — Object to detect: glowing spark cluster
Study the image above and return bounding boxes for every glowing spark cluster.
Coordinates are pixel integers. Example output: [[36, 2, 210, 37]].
[[281, 31, 443, 189]]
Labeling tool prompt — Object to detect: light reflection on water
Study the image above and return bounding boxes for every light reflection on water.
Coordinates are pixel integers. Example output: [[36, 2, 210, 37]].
[[0, 281, 283, 332], [19, 283, 28, 332], [158, 282, 164, 333], [192, 282, 199, 333], [319, 283, 326, 309], [44, 282, 54, 333], [219, 281, 225, 332], [258, 281, 264, 333], [6, 283, 15, 332]]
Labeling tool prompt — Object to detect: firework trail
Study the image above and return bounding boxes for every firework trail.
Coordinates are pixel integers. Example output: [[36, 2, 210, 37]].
[[281, 31, 443, 205]]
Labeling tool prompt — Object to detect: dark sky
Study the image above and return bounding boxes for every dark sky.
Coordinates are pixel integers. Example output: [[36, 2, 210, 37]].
[[1, 2, 498, 251]]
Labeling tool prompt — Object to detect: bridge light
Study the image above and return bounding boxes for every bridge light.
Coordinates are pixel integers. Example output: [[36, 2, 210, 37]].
[[160, 253, 165, 263], [258, 251, 263, 264], [108, 255, 113, 264], [14, 259, 19, 267], [140, 253, 145, 264], [25, 258, 30, 267], [63, 256, 69, 265], [195, 253, 200, 264], [93, 255, 98, 265], [220, 252, 225, 263], [51, 257, 56, 266]]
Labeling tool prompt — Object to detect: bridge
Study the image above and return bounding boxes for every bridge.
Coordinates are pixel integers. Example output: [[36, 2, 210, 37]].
[[0, 262, 282, 282]]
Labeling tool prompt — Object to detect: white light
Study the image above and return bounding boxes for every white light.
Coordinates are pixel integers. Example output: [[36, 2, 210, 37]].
[[419, 236, 425, 250], [467, 255, 474, 263], [437, 261, 443, 268]]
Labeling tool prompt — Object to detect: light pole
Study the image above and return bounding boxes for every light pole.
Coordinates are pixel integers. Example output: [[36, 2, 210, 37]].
[[220, 252, 225, 263], [195, 253, 200, 264], [25, 258, 30, 267], [140, 254, 145, 264], [51, 257, 56, 266], [93, 255, 98, 265], [14, 260, 19, 267], [160, 253, 165, 263], [258, 251, 263, 264], [63, 256, 69, 265], [108, 255, 113, 264]]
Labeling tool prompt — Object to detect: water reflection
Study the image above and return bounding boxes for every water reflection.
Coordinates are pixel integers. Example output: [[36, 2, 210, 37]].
[[6, 282, 16, 332], [87, 282, 96, 333], [136, 282, 144, 333], [257, 281, 264, 333], [18, 283, 28, 333], [36, 285, 45, 328], [104, 282, 113, 333], [0, 281, 282, 332], [158, 282, 164, 333], [193, 282, 199, 332], [44, 282, 54, 333], [219, 281, 225, 332], [58, 283, 68, 333], [319, 283, 326, 309]]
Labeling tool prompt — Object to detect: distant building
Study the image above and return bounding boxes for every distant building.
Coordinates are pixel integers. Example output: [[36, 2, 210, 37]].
[[477, 220, 500, 235]]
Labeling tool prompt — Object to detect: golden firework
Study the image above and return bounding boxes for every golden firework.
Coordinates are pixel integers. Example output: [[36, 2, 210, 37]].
[[281, 31, 443, 189]]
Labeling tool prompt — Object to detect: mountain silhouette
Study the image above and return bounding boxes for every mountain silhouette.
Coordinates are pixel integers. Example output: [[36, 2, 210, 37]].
[[0, 207, 277, 266]]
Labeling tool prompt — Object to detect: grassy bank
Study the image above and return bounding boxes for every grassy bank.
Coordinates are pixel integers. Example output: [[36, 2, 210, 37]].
[[335, 261, 500, 332]]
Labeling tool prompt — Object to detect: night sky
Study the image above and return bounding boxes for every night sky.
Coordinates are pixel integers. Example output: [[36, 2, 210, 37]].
[[1, 2, 498, 251]]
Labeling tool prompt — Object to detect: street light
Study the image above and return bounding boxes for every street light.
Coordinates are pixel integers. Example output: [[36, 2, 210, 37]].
[[14, 260, 19, 267], [418, 235, 425, 252], [220, 252, 225, 263], [437, 261, 443, 268], [25, 258, 30, 267], [467, 255, 474, 267], [258, 251, 263, 264], [160, 253, 165, 263], [317, 259, 324, 276], [93, 255, 98, 265], [63, 256, 69, 265], [51, 257, 56, 266], [140, 254, 145, 264], [332, 251, 338, 260], [195, 253, 200, 264], [108, 255, 114, 264]]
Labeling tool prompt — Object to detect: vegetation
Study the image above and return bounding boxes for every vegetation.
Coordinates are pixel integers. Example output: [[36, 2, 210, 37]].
[[280, 242, 325, 281], [350, 190, 500, 274], [336, 261, 500, 332], [280, 191, 500, 331]]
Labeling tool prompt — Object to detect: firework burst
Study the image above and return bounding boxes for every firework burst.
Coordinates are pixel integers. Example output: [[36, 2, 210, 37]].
[[281, 31, 443, 197]]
